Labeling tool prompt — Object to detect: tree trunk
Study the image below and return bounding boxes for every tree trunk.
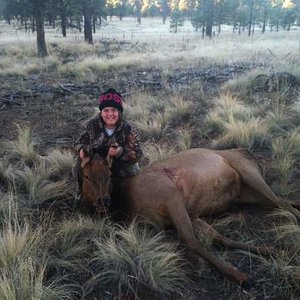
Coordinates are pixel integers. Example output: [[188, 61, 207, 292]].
[[93, 16, 97, 33], [136, 1, 142, 24], [163, 15, 167, 24], [61, 14, 67, 37], [262, 7, 266, 34], [32, 16, 35, 32], [34, 0, 48, 57], [205, 0, 214, 38], [83, 0, 93, 44], [76, 17, 82, 32], [248, 0, 254, 37], [137, 12, 141, 25]]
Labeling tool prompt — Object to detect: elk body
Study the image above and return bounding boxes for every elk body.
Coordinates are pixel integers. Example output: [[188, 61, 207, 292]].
[[81, 148, 300, 286]]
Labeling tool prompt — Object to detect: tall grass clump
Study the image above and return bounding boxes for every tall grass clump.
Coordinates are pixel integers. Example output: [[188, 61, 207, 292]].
[[0, 215, 78, 299], [205, 92, 254, 138], [255, 211, 300, 299], [211, 116, 270, 150], [134, 113, 169, 141], [0, 221, 43, 270], [256, 253, 300, 299], [220, 69, 265, 96], [1, 125, 39, 164], [176, 128, 193, 151], [265, 99, 292, 134], [85, 221, 188, 299], [123, 92, 149, 123], [0, 191, 19, 224], [47, 216, 110, 273], [167, 95, 192, 124], [0, 160, 15, 190], [13, 164, 70, 206], [271, 129, 300, 196], [142, 143, 175, 164], [0, 257, 75, 300], [291, 97, 300, 115], [146, 96, 167, 114], [43, 149, 74, 178]]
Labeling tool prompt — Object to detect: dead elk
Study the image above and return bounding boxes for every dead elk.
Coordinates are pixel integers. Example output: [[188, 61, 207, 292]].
[[80, 148, 300, 287], [81, 153, 112, 214]]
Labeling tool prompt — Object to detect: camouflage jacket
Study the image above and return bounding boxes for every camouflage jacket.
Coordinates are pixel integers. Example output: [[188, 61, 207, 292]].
[[75, 116, 143, 178]]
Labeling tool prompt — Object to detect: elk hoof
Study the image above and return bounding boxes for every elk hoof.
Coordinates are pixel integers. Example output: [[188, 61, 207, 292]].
[[241, 275, 255, 289]]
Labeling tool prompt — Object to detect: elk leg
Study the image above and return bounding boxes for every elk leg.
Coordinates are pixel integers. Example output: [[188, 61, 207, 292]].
[[220, 149, 300, 220], [166, 198, 253, 287], [239, 173, 300, 221], [192, 218, 273, 256]]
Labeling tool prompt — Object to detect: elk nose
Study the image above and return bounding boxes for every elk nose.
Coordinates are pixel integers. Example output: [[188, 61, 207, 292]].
[[103, 195, 112, 208]]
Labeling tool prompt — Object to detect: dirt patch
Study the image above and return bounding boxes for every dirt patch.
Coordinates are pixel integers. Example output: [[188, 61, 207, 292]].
[[0, 65, 244, 149]]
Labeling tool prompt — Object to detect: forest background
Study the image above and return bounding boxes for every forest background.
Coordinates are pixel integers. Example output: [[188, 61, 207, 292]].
[[0, 0, 299, 56]]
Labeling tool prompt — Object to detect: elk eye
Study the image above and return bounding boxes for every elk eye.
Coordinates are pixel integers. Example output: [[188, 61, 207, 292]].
[[84, 175, 89, 180]]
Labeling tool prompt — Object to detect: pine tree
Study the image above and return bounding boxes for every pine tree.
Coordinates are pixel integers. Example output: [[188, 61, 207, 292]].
[[169, 7, 184, 32]]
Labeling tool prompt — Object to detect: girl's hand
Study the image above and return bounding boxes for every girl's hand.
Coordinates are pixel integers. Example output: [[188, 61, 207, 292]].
[[79, 148, 86, 160], [108, 146, 122, 157]]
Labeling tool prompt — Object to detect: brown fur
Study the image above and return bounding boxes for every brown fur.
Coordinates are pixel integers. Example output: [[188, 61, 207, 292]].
[[81, 148, 300, 286], [81, 154, 112, 214]]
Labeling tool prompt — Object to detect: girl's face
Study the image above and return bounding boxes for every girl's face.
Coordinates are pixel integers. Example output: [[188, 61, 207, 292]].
[[100, 107, 120, 128]]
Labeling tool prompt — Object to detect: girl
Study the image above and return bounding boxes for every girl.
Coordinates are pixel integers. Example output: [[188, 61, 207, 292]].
[[73, 88, 143, 201]]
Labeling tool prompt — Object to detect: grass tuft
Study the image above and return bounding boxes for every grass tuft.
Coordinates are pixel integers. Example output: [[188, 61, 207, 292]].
[[142, 143, 175, 164], [212, 116, 269, 149], [86, 221, 188, 298], [1, 125, 39, 164], [176, 128, 193, 151]]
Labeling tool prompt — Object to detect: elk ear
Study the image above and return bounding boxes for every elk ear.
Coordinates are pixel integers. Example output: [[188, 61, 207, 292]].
[[81, 157, 91, 168]]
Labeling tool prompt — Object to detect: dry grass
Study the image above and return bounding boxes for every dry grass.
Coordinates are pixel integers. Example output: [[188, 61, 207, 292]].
[[0, 217, 76, 300], [167, 95, 192, 123], [43, 149, 74, 177], [0, 257, 75, 300], [0, 192, 19, 223], [176, 128, 193, 151], [0, 17, 299, 300], [13, 164, 70, 206], [271, 128, 300, 195], [134, 113, 169, 141], [206, 92, 253, 135], [47, 217, 110, 273], [212, 116, 269, 149], [142, 142, 175, 164], [1, 124, 39, 164], [1, 18, 300, 79], [85, 221, 188, 298]]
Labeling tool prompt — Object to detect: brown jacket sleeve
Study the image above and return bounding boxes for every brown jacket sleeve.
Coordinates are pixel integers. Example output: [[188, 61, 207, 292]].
[[117, 122, 143, 164]]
